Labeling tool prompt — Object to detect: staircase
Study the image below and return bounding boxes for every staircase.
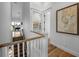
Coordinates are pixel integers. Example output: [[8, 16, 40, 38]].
[[0, 32, 48, 57], [13, 36, 27, 57]]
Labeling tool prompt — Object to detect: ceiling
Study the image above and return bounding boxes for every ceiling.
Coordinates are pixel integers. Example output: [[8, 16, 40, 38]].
[[30, 2, 52, 11]]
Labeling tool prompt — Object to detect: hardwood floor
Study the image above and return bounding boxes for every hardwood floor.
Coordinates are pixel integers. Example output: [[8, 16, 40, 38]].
[[48, 43, 75, 57]]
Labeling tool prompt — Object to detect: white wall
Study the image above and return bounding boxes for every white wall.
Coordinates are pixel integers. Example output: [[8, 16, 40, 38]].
[[50, 2, 79, 56], [0, 2, 30, 57], [11, 2, 23, 22], [0, 2, 11, 43], [0, 2, 11, 56], [22, 2, 31, 38], [11, 2, 30, 38]]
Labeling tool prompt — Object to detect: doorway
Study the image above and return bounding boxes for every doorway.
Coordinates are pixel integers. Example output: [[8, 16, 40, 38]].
[[43, 8, 51, 39]]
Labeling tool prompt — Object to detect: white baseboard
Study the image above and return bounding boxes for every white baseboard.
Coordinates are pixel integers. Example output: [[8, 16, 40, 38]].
[[50, 41, 79, 57]]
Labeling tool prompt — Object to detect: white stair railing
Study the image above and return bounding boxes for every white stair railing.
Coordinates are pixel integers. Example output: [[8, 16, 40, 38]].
[[27, 33, 48, 57], [22, 42, 25, 57], [0, 32, 48, 57]]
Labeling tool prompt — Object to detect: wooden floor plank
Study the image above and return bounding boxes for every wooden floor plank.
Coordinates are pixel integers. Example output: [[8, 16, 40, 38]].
[[48, 43, 75, 57]]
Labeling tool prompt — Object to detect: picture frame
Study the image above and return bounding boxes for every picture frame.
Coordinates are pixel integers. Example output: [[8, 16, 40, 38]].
[[56, 3, 79, 35]]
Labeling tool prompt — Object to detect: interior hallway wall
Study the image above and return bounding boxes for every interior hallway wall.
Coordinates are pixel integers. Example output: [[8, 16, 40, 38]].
[[0, 2, 30, 57], [11, 2, 30, 38], [50, 2, 79, 56], [0, 2, 11, 57], [22, 2, 31, 38]]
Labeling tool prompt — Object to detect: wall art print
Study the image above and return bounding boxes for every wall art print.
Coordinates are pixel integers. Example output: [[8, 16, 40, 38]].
[[56, 3, 79, 35]]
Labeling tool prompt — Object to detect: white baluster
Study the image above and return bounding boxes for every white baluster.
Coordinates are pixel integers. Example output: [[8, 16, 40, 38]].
[[36, 39, 37, 49], [22, 42, 25, 57], [12, 45, 14, 57], [27, 41, 29, 57], [28, 41, 31, 57], [34, 40, 36, 56], [30, 41, 32, 57], [8, 46, 13, 57], [27, 41, 30, 57], [17, 43, 20, 57], [39, 39, 41, 57]]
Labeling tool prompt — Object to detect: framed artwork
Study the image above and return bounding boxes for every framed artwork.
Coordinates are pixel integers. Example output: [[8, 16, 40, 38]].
[[56, 3, 79, 35]]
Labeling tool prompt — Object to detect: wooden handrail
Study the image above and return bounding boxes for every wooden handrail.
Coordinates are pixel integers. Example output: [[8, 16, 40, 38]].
[[0, 32, 45, 48]]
